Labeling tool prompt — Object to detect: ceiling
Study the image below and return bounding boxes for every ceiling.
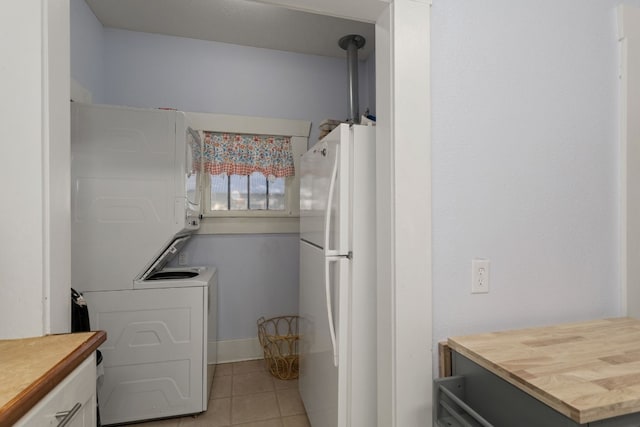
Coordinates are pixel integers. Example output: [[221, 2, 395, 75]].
[[85, 0, 385, 59]]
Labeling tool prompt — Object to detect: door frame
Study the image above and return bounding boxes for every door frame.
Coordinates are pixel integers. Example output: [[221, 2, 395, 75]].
[[619, 4, 640, 317], [374, 1, 433, 426]]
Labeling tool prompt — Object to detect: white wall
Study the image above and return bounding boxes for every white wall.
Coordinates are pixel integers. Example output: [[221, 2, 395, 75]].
[[170, 234, 300, 341], [70, 0, 104, 102], [101, 28, 373, 144], [0, 0, 70, 338], [431, 0, 632, 366], [0, 2, 46, 338]]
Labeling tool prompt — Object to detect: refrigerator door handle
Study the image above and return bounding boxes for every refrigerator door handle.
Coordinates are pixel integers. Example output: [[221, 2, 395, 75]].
[[325, 256, 339, 367], [324, 147, 340, 258]]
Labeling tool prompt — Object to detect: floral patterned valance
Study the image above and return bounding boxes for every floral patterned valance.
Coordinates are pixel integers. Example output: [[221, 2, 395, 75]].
[[198, 131, 295, 178]]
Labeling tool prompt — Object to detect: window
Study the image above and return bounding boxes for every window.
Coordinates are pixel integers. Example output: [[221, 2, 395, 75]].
[[209, 172, 286, 211], [185, 112, 310, 234], [199, 130, 295, 215]]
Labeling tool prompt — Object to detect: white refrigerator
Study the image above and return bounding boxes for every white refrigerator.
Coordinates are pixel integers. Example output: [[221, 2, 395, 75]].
[[299, 123, 377, 427]]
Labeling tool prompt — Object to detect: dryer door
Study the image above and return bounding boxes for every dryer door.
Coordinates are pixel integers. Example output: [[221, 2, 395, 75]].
[[185, 127, 201, 212], [175, 113, 202, 232], [137, 235, 191, 281]]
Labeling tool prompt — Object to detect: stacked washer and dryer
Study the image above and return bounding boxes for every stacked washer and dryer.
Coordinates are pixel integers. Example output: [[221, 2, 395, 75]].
[[70, 103, 216, 425]]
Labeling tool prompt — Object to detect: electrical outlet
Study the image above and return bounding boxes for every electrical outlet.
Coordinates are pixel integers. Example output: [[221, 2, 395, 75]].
[[472, 259, 490, 294], [178, 252, 188, 266]]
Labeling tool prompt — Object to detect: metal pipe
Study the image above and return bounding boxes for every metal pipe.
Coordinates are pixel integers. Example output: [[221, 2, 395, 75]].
[[339, 35, 366, 124]]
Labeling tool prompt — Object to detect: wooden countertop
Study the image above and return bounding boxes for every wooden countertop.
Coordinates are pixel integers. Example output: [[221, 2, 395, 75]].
[[0, 331, 106, 426], [448, 317, 640, 424]]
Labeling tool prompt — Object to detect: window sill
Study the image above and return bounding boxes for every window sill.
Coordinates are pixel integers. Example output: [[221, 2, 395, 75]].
[[196, 216, 300, 235]]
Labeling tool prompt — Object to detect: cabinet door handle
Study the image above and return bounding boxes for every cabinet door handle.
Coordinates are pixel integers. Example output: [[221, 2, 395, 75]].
[[55, 402, 82, 427]]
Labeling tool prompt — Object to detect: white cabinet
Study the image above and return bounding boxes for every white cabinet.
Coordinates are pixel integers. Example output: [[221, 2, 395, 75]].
[[15, 353, 96, 427]]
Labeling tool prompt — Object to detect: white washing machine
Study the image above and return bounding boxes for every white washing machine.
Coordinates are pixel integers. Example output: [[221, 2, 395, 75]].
[[84, 262, 217, 426], [71, 103, 215, 425]]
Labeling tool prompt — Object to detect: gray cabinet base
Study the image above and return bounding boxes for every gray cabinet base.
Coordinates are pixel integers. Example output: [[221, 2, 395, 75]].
[[432, 351, 640, 427]]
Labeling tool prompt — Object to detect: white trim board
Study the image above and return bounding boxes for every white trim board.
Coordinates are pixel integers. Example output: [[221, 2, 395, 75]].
[[185, 112, 311, 138], [619, 4, 640, 317], [197, 217, 299, 235], [375, 1, 432, 425]]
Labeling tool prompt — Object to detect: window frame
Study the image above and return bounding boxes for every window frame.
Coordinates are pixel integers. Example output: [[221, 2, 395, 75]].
[[184, 112, 310, 234]]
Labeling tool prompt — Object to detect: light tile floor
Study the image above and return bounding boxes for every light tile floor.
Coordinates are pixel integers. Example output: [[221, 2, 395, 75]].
[[119, 360, 310, 427]]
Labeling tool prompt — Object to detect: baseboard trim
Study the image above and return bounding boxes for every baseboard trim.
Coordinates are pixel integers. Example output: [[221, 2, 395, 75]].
[[211, 337, 263, 364]]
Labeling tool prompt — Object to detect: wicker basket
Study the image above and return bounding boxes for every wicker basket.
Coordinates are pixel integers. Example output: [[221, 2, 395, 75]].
[[257, 315, 299, 380]]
